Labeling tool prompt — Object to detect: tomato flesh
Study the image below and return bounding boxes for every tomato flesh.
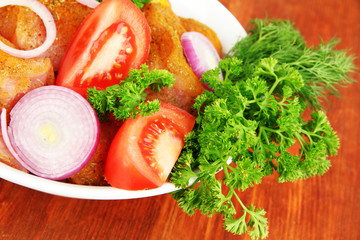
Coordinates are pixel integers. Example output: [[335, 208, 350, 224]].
[[56, 0, 150, 97], [105, 103, 195, 190], [139, 118, 184, 178], [71, 22, 135, 91]]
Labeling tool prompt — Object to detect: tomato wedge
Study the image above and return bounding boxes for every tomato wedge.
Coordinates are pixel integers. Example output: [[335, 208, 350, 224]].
[[56, 0, 150, 97], [105, 103, 195, 190]]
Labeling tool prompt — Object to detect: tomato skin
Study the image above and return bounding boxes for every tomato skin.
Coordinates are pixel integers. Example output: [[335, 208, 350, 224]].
[[105, 103, 195, 190], [56, 0, 150, 97]]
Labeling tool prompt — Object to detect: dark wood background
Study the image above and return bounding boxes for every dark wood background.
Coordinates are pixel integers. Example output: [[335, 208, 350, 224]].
[[1, 0, 359, 239]]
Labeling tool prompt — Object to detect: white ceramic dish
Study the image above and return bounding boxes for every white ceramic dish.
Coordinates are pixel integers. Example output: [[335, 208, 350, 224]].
[[0, 0, 247, 199]]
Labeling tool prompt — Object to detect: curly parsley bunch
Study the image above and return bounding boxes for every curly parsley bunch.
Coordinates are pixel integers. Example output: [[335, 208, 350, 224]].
[[171, 57, 340, 239]]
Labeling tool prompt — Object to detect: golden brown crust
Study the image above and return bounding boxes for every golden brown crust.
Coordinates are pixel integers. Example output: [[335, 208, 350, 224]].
[[179, 17, 223, 58], [0, 0, 93, 71], [37, 0, 93, 71], [14, 7, 46, 50], [0, 6, 18, 43], [143, 2, 223, 113], [143, 2, 205, 112], [0, 39, 55, 112]]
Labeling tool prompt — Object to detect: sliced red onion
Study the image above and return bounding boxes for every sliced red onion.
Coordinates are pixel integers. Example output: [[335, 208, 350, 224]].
[[76, 0, 100, 8], [0, 0, 56, 59], [1, 86, 100, 180], [181, 31, 223, 91]]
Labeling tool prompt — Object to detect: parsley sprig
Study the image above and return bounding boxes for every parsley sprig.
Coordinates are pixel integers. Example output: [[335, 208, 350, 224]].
[[97, 0, 150, 9], [171, 57, 340, 239], [129, 0, 150, 9], [87, 65, 175, 121]]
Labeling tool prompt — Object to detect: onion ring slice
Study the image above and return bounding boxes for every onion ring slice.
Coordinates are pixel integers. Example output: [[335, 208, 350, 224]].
[[76, 0, 100, 8], [0, 0, 56, 58], [1, 86, 100, 180]]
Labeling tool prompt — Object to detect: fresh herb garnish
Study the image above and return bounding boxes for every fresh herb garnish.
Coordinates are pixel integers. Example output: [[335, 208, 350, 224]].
[[97, 0, 150, 9], [171, 57, 341, 239], [227, 19, 356, 109], [130, 0, 150, 9], [170, 19, 355, 239], [87, 64, 175, 121]]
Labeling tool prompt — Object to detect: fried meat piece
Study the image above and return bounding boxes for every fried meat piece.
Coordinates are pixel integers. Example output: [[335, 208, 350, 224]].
[[0, 0, 93, 71], [0, 37, 55, 112], [0, 34, 54, 171], [143, 2, 205, 113], [0, 6, 18, 42]]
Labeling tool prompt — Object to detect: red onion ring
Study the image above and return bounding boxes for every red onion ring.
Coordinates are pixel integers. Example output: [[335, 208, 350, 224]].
[[181, 31, 223, 90], [0, 0, 56, 59], [1, 86, 100, 180], [76, 0, 100, 8]]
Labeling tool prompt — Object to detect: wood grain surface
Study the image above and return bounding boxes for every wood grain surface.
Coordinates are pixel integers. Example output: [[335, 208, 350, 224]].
[[1, 0, 359, 239]]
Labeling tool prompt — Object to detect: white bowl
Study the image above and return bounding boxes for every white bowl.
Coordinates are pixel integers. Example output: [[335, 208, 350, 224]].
[[0, 0, 247, 200]]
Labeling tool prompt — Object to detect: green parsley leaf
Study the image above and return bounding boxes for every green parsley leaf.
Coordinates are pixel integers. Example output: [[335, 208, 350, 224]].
[[87, 64, 175, 121], [97, 0, 150, 9], [130, 0, 150, 9]]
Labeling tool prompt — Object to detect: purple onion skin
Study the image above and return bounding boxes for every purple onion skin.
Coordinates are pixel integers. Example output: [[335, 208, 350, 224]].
[[181, 31, 223, 92]]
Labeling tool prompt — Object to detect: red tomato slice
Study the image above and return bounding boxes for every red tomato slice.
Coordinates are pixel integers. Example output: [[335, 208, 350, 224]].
[[56, 0, 150, 97], [105, 102, 195, 190]]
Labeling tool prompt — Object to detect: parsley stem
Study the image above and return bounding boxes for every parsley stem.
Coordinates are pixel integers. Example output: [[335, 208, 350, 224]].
[[233, 189, 247, 213], [267, 74, 280, 95], [259, 125, 279, 135], [258, 126, 271, 145], [269, 161, 278, 170]]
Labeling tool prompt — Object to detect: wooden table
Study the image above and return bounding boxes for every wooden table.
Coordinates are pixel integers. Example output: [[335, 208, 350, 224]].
[[1, 0, 359, 239]]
